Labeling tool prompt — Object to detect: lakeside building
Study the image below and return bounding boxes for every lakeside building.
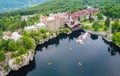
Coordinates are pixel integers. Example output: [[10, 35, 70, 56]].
[[22, 8, 99, 32], [24, 25, 37, 31], [3, 32, 22, 41], [21, 15, 35, 21], [40, 12, 69, 31], [2, 8, 99, 42], [40, 8, 99, 31], [64, 8, 99, 31], [65, 19, 82, 31], [24, 23, 46, 31], [70, 9, 99, 21], [36, 23, 46, 28]]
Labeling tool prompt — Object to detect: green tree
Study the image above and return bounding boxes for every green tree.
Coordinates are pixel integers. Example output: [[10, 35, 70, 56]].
[[42, 34, 47, 39], [105, 16, 110, 27], [7, 39, 17, 51], [34, 36, 39, 44], [14, 57, 21, 64], [92, 22, 101, 31], [21, 20, 27, 28], [18, 48, 27, 55], [0, 50, 6, 61], [40, 29, 47, 34], [97, 13, 103, 20], [22, 30, 30, 37], [112, 19, 120, 33], [0, 29, 3, 38], [20, 36, 34, 50], [1, 39, 9, 51], [112, 32, 120, 46], [64, 27, 71, 33]]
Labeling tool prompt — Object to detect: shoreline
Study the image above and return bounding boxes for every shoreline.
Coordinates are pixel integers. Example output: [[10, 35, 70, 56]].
[[1, 29, 119, 76], [0, 29, 72, 76], [85, 30, 112, 42]]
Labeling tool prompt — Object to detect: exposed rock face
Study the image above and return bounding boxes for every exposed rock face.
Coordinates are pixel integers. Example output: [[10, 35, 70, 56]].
[[8, 50, 34, 71], [0, 71, 4, 76], [0, 67, 10, 76]]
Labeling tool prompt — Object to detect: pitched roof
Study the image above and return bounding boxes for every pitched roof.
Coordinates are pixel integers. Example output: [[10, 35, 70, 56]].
[[71, 9, 99, 18], [4, 33, 12, 37]]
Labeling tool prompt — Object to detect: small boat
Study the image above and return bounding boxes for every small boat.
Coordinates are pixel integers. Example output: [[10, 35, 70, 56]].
[[48, 62, 52, 66], [78, 62, 82, 66]]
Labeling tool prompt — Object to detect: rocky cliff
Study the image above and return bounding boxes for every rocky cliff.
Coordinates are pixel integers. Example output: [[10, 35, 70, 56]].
[[8, 50, 34, 71]]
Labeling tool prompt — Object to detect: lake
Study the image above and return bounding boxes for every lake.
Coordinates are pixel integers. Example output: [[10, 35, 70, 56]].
[[8, 30, 120, 76], [0, 0, 49, 13]]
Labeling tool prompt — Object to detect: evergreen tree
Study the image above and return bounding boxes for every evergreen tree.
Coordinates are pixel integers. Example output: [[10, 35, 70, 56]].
[[112, 19, 120, 33], [97, 13, 103, 20], [105, 16, 110, 27], [20, 36, 34, 50], [21, 20, 27, 28], [92, 21, 101, 31], [0, 29, 3, 38], [7, 39, 17, 51], [112, 32, 120, 46], [0, 50, 6, 61]]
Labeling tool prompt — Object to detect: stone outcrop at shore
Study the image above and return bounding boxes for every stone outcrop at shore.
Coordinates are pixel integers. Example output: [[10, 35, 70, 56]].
[[0, 30, 72, 76], [9, 50, 34, 71], [0, 49, 34, 76]]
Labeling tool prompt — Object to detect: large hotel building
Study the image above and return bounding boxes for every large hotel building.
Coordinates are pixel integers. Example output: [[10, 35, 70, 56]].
[[40, 9, 99, 31], [40, 13, 69, 31]]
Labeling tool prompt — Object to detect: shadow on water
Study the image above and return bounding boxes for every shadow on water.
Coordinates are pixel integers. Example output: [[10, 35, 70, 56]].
[[7, 57, 36, 76], [90, 34, 98, 40], [90, 33, 120, 56], [102, 38, 120, 56], [7, 30, 120, 76], [35, 30, 84, 52], [8, 30, 120, 76]]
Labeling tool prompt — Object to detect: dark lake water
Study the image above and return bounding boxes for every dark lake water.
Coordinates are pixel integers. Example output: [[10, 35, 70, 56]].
[[8, 30, 120, 76]]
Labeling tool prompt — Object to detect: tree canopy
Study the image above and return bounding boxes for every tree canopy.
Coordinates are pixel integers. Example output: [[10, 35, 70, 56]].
[[112, 19, 120, 33], [112, 32, 120, 46], [104, 16, 110, 27]]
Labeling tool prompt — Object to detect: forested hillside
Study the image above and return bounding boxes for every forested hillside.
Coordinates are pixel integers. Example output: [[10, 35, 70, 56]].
[[0, 0, 120, 74], [0, 0, 120, 32], [0, 0, 120, 17]]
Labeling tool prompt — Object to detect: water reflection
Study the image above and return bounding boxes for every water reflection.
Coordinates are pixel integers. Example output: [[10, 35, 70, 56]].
[[8, 30, 83, 76], [90, 34, 98, 40], [7, 30, 120, 76], [103, 38, 120, 56], [35, 30, 83, 52], [7, 57, 36, 76]]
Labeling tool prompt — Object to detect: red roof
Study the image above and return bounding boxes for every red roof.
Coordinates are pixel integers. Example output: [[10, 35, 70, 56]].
[[71, 9, 99, 18], [4, 33, 12, 37], [54, 15, 60, 18], [92, 9, 99, 13]]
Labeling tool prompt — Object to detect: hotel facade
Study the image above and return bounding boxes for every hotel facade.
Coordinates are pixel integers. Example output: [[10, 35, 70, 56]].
[[40, 9, 99, 31], [40, 12, 69, 31]]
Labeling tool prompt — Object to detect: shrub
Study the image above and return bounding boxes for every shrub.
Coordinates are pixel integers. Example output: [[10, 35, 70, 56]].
[[14, 57, 21, 64], [92, 22, 101, 31], [112, 32, 120, 46], [0, 50, 6, 61], [4, 65, 9, 71]]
